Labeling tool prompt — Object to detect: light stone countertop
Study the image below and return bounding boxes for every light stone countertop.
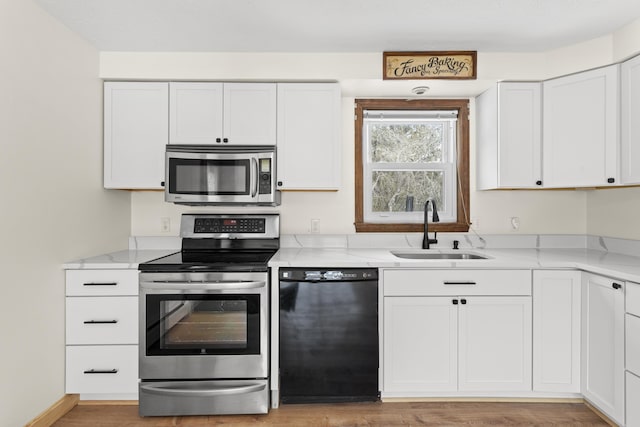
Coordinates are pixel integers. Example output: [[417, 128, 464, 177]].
[[62, 234, 640, 283], [62, 249, 176, 269], [269, 247, 640, 283]]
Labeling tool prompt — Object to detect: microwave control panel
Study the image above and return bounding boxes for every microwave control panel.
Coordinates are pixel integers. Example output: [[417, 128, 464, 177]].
[[259, 159, 272, 194]]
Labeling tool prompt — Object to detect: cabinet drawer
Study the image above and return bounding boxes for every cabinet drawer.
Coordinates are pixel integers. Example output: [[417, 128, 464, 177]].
[[65, 345, 138, 394], [627, 281, 640, 317], [383, 269, 531, 296], [627, 313, 640, 376], [66, 297, 138, 345], [66, 270, 138, 296], [627, 372, 640, 427]]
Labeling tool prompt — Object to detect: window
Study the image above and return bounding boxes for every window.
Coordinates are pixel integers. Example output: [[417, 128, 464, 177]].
[[355, 99, 470, 233]]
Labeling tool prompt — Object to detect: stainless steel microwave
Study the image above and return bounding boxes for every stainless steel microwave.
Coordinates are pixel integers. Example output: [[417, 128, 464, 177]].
[[165, 145, 280, 206]]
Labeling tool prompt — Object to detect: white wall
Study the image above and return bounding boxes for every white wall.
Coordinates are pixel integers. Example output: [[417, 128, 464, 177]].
[[102, 36, 619, 236], [0, 1, 130, 426]]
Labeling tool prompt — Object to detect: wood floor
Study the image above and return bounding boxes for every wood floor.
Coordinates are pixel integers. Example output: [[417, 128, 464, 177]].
[[52, 401, 610, 426]]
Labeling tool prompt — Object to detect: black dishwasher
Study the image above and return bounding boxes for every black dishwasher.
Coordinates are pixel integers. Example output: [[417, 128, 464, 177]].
[[279, 268, 379, 404]]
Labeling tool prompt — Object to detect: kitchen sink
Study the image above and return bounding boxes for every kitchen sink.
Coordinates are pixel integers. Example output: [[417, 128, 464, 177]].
[[390, 251, 490, 260]]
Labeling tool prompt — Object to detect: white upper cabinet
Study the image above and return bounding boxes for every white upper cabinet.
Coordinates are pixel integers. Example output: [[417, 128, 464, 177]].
[[169, 82, 223, 144], [620, 54, 640, 184], [169, 82, 277, 145], [476, 82, 542, 189], [276, 83, 342, 190], [104, 82, 168, 189], [542, 65, 619, 188]]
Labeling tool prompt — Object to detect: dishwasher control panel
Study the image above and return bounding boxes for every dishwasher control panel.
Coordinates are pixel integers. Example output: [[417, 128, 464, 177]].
[[279, 268, 378, 282]]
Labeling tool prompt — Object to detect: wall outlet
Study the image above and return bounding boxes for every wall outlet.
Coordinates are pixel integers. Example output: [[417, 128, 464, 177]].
[[311, 219, 320, 233], [161, 217, 171, 233], [510, 217, 520, 231]]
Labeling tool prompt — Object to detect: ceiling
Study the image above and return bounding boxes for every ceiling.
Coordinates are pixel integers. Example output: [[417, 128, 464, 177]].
[[34, 0, 640, 53]]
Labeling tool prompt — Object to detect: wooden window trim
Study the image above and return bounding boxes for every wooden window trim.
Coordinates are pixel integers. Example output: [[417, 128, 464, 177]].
[[354, 98, 470, 233]]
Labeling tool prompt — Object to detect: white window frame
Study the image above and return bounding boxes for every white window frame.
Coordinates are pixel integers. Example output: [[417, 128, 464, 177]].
[[362, 110, 458, 224]]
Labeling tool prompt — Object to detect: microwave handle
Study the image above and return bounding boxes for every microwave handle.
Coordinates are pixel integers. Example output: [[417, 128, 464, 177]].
[[251, 157, 259, 198]]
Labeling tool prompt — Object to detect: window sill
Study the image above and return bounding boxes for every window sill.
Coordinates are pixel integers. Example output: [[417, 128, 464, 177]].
[[354, 222, 470, 233]]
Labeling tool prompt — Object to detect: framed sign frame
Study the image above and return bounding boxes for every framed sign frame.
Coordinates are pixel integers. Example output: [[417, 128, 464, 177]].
[[383, 51, 477, 80]]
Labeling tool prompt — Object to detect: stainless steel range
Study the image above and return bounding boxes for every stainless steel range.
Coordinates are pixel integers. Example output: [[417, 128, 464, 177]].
[[138, 213, 279, 417]]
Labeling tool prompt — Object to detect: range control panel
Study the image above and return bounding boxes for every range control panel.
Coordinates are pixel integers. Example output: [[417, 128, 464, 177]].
[[194, 218, 265, 234], [180, 214, 280, 239]]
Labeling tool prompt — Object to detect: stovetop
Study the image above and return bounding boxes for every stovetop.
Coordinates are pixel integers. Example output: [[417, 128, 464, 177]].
[[139, 213, 279, 273], [139, 249, 277, 272]]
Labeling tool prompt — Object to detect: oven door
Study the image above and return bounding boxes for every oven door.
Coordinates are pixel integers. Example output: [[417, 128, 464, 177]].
[[165, 146, 276, 205], [139, 272, 268, 380]]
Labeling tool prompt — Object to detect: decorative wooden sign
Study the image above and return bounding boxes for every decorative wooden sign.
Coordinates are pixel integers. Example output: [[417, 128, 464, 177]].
[[383, 51, 477, 80]]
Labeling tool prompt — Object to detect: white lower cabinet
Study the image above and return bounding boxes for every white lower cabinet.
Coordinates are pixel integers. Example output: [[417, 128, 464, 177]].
[[383, 297, 458, 392], [582, 273, 625, 425], [382, 269, 532, 397], [532, 270, 581, 394], [626, 281, 640, 427], [66, 345, 138, 395], [627, 372, 640, 427], [65, 269, 139, 400], [458, 296, 532, 392]]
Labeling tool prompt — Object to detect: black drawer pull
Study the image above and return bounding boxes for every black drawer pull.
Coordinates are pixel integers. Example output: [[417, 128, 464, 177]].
[[461, 299, 467, 304], [452, 299, 459, 305], [83, 369, 118, 374], [83, 320, 118, 324], [612, 282, 622, 290], [83, 282, 117, 287], [444, 281, 477, 285]]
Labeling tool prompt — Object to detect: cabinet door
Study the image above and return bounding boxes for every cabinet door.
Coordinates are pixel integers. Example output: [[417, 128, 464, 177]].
[[476, 82, 541, 190], [621, 54, 640, 184], [277, 83, 341, 190], [532, 270, 581, 393], [458, 296, 532, 392], [542, 65, 619, 188], [104, 82, 168, 189], [223, 83, 276, 145], [383, 297, 457, 394], [582, 273, 625, 425], [498, 83, 542, 188], [169, 82, 224, 145]]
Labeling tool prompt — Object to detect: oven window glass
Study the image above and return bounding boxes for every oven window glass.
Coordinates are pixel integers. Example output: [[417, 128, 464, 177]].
[[170, 159, 250, 195], [145, 294, 260, 356]]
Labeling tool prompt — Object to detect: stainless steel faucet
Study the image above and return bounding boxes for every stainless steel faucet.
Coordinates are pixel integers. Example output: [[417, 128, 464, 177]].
[[422, 198, 440, 249]]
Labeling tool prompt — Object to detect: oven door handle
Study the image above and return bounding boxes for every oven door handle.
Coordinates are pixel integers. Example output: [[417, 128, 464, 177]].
[[140, 280, 267, 291], [140, 382, 266, 397]]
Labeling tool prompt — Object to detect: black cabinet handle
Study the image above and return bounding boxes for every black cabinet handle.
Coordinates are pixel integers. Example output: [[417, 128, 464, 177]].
[[607, 178, 615, 184], [535, 180, 542, 186], [444, 281, 476, 285], [223, 138, 229, 143], [83, 282, 117, 287], [612, 282, 622, 290], [461, 299, 467, 305], [277, 181, 283, 187], [83, 320, 118, 324], [160, 181, 165, 187], [452, 299, 459, 305], [216, 138, 221, 143], [83, 369, 118, 374]]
